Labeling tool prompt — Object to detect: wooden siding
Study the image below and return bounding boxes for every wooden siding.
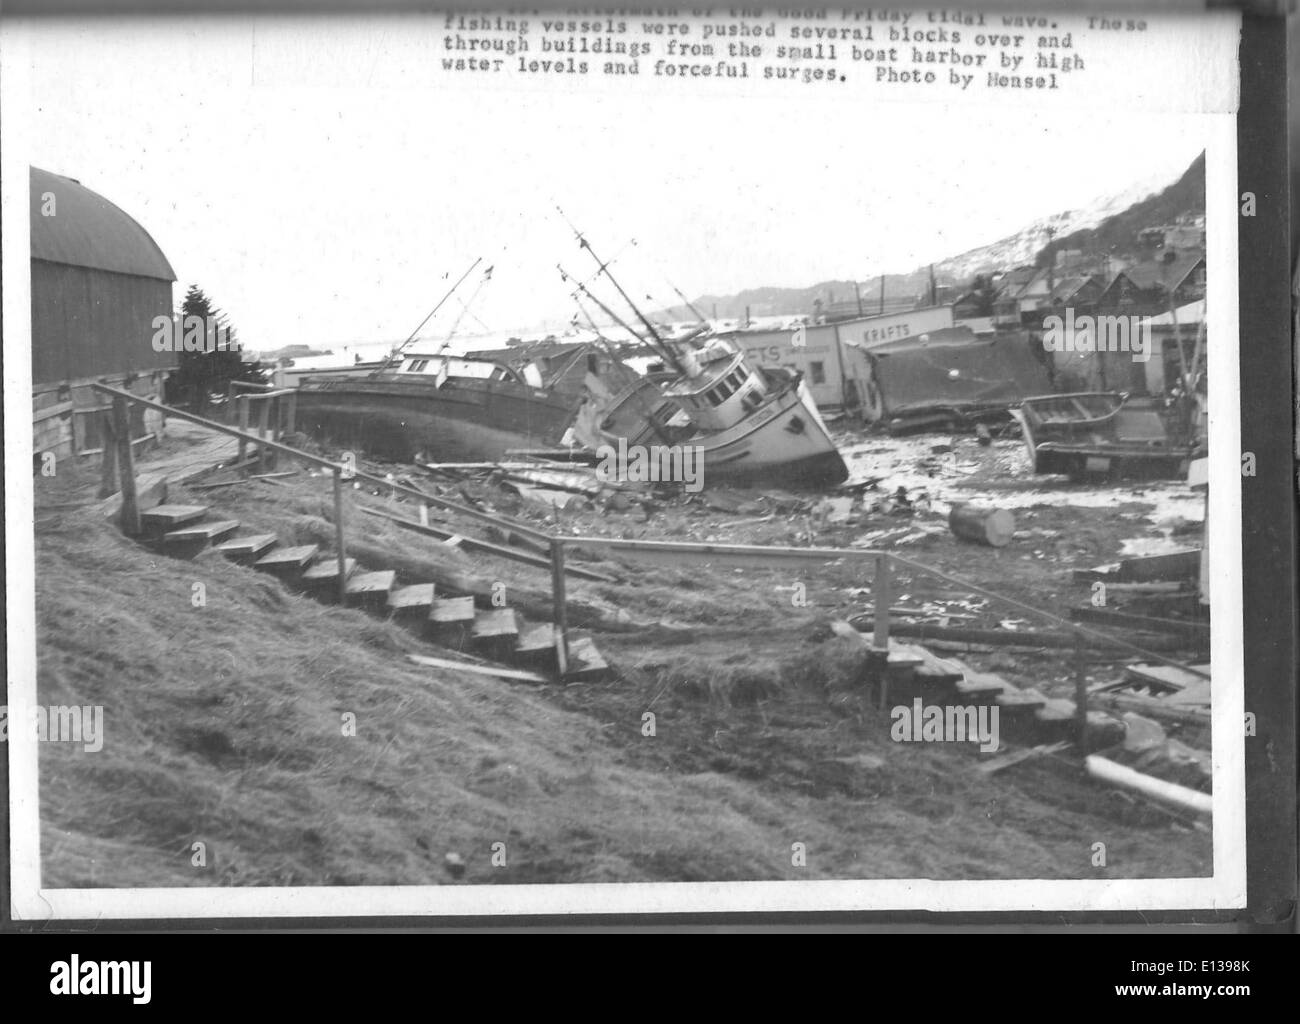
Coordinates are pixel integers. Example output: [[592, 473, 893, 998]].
[[31, 259, 175, 385]]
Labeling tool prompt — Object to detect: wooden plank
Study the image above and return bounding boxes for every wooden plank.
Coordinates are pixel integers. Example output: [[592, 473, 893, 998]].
[[1116, 549, 1201, 582], [514, 623, 559, 668], [141, 504, 209, 532], [1069, 606, 1209, 639], [428, 595, 477, 649], [953, 668, 1012, 700], [302, 557, 358, 583], [829, 621, 924, 666], [360, 507, 615, 583], [255, 544, 319, 572], [189, 472, 297, 491], [162, 519, 241, 545], [345, 570, 397, 598], [472, 608, 520, 640], [979, 741, 1071, 775], [909, 646, 966, 683], [995, 687, 1047, 711], [430, 595, 476, 624], [408, 653, 549, 684], [99, 471, 168, 521], [563, 635, 609, 682], [387, 583, 437, 613], [216, 533, 278, 561], [1088, 690, 1210, 725], [1034, 697, 1078, 723], [1124, 662, 1211, 692]]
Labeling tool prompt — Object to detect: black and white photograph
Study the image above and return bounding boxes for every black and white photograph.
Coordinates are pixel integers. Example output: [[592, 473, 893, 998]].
[[3, 6, 1251, 920]]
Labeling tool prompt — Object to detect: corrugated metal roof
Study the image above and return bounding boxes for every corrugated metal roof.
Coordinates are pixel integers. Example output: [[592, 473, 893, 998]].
[[30, 166, 176, 281]]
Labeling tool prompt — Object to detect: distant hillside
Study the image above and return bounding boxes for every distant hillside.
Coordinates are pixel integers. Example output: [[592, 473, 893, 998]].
[[657, 154, 1205, 322], [1032, 152, 1205, 269]]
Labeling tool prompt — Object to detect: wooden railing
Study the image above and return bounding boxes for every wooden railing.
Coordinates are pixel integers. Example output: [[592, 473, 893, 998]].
[[89, 383, 1205, 708]]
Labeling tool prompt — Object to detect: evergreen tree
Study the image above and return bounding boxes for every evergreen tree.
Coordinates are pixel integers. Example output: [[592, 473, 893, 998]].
[[965, 274, 999, 317], [166, 285, 268, 412]]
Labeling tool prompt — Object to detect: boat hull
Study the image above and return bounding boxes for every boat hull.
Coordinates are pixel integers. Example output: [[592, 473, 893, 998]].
[[592, 371, 848, 488], [294, 377, 575, 462], [1016, 392, 1199, 481]]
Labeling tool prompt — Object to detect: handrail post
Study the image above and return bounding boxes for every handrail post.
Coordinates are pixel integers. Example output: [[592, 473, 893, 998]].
[[97, 405, 118, 499], [111, 394, 141, 535], [237, 394, 250, 472], [551, 538, 569, 677], [257, 395, 273, 469], [873, 553, 891, 649], [333, 467, 348, 605], [1074, 647, 1088, 750]]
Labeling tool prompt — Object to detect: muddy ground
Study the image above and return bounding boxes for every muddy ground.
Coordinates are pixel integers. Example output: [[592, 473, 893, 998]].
[[31, 418, 1214, 885]]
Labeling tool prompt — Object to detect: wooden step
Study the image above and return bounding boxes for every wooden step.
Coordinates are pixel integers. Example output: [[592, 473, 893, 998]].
[[994, 687, 1047, 712], [910, 648, 966, 684], [514, 623, 559, 670], [387, 583, 437, 619], [1034, 697, 1078, 723], [301, 557, 359, 597], [428, 595, 476, 649], [216, 533, 278, 563], [141, 504, 209, 537], [953, 668, 1013, 702], [471, 608, 520, 660], [849, 631, 926, 669], [1123, 662, 1210, 693], [562, 634, 610, 682], [345, 570, 397, 609], [254, 544, 320, 578], [161, 519, 241, 550]]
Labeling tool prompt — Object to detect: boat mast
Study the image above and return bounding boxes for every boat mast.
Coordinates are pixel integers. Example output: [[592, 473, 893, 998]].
[[559, 264, 671, 367], [556, 206, 687, 377], [563, 271, 676, 447], [372, 256, 483, 376], [668, 279, 710, 327]]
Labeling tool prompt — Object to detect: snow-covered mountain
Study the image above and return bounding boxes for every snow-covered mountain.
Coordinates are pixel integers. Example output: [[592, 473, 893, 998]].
[[929, 166, 1190, 281]]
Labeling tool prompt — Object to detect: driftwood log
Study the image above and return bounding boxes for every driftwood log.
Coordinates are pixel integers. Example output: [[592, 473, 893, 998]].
[[948, 502, 1016, 547]]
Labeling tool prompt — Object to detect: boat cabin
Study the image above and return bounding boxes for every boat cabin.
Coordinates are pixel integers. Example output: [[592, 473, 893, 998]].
[[662, 343, 771, 432], [392, 353, 533, 386]]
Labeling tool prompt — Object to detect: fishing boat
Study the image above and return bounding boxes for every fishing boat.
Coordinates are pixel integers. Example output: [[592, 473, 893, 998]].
[[294, 351, 580, 462], [1014, 391, 1203, 480], [292, 258, 579, 462], [576, 339, 848, 488], [556, 218, 848, 489]]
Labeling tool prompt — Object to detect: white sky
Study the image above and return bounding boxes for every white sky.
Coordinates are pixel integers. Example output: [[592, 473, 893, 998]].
[[16, 15, 1210, 349]]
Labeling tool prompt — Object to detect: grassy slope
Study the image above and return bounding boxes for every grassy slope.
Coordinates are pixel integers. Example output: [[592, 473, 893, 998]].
[[33, 453, 1211, 887]]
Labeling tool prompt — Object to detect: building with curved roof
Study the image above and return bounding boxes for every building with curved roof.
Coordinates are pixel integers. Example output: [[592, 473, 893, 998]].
[[31, 166, 177, 458]]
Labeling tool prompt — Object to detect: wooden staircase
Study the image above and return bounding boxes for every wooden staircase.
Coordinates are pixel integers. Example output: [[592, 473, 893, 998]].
[[855, 629, 1122, 750], [139, 499, 607, 682]]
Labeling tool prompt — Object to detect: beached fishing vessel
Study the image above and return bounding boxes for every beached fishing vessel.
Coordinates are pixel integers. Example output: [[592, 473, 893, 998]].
[[294, 352, 579, 462], [556, 217, 848, 488], [293, 258, 579, 462], [575, 338, 848, 487], [1014, 391, 1203, 481]]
